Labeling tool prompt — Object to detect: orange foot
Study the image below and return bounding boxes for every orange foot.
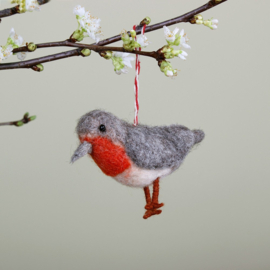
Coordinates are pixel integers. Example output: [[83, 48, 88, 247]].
[[145, 202, 164, 210], [143, 208, 162, 219]]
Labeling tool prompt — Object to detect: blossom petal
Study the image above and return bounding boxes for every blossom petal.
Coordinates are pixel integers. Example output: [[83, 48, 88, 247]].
[[73, 5, 85, 16], [181, 51, 188, 57], [163, 26, 171, 36], [173, 27, 179, 35], [9, 28, 15, 38], [180, 29, 185, 36], [16, 35, 24, 46], [123, 59, 133, 68], [137, 35, 150, 48], [178, 54, 186, 60], [182, 43, 191, 49], [17, 52, 27, 61], [166, 70, 173, 77]]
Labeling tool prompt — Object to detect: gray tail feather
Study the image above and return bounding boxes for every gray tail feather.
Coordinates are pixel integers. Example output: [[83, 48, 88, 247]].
[[193, 129, 205, 144]]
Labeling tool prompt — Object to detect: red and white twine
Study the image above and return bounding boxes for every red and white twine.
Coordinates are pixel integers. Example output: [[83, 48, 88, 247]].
[[133, 24, 146, 126]]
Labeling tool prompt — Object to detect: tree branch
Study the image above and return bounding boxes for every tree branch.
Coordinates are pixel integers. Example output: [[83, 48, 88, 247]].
[[15, 41, 159, 56], [0, 0, 50, 19], [98, 0, 227, 46], [0, 49, 82, 70], [0, 112, 36, 127], [0, 6, 18, 19], [2, 43, 159, 70], [0, 0, 227, 70]]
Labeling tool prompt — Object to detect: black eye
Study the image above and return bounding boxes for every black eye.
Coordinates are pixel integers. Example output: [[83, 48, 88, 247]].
[[99, 124, 106, 132]]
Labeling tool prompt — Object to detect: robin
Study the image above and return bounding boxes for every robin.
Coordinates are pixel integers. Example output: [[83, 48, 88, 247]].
[[71, 110, 205, 219]]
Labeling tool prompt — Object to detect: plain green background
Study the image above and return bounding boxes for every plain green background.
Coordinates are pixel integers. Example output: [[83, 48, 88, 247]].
[[1, 0, 270, 269]]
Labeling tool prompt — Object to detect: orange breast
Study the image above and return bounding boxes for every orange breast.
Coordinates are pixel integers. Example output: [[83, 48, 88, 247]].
[[82, 136, 131, 177]]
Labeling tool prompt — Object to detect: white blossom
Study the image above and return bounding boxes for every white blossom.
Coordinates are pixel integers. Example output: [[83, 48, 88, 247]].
[[17, 52, 27, 61], [0, 45, 13, 62], [115, 67, 128, 75], [25, 0, 40, 12], [9, 28, 24, 47], [137, 35, 150, 48], [177, 50, 188, 60], [166, 70, 173, 77], [203, 18, 219, 30], [8, 28, 27, 61], [210, 19, 219, 29], [165, 69, 177, 78], [73, 5, 102, 43], [179, 29, 191, 49], [163, 26, 179, 43], [11, 0, 40, 12], [73, 5, 85, 17], [112, 52, 135, 75], [114, 52, 134, 68]]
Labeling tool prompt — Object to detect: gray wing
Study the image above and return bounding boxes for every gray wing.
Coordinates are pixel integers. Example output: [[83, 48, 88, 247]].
[[124, 124, 199, 170]]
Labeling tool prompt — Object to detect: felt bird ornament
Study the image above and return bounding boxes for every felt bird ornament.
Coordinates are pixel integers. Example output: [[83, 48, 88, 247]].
[[71, 110, 205, 219]]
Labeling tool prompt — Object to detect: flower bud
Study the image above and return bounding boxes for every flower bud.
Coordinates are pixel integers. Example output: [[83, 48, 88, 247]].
[[173, 50, 182, 57], [159, 60, 170, 71], [121, 30, 130, 44], [29, 115, 36, 121], [203, 18, 218, 30], [100, 51, 113, 60], [194, 14, 203, 20], [19, 5, 26, 13], [140, 16, 151, 26], [125, 42, 141, 51], [36, 64, 44, 72], [159, 60, 177, 78], [81, 48, 91, 57], [24, 112, 29, 118], [130, 30, 136, 39], [72, 30, 84, 42], [27, 42, 37, 52], [112, 57, 125, 71], [16, 121, 24, 127], [161, 46, 174, 59], [161, 45, 171, 53]]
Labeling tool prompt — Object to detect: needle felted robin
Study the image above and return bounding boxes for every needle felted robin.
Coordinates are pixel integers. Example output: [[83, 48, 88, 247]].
[[71, 110, 205, 219]]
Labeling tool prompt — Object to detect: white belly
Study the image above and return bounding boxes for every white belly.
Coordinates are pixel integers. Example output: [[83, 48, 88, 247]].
[[113, 164, 173, 188]]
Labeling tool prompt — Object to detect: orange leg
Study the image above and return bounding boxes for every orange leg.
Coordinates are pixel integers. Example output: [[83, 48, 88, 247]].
[[151, 178, 164, 209], [144, 186, 152, 207], [143, 178, 164, 219]]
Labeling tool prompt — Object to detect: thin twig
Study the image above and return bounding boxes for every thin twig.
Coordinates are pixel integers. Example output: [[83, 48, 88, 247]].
[[0, 112, 36, 127], [0, 0, 50, 19]]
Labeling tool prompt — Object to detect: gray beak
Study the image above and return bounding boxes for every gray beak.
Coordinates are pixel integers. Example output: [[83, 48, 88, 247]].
[[71, 141, 92, 164]]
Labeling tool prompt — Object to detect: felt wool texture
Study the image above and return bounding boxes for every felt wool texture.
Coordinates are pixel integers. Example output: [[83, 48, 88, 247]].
[[83, 136, 131, 177], [71, 110, 205, 219], [71, 141, 92, 163]]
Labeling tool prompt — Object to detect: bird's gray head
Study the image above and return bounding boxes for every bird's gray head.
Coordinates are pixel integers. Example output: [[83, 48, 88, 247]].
[[71, 110, 128, 164], [76, 110, 128, 143]]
